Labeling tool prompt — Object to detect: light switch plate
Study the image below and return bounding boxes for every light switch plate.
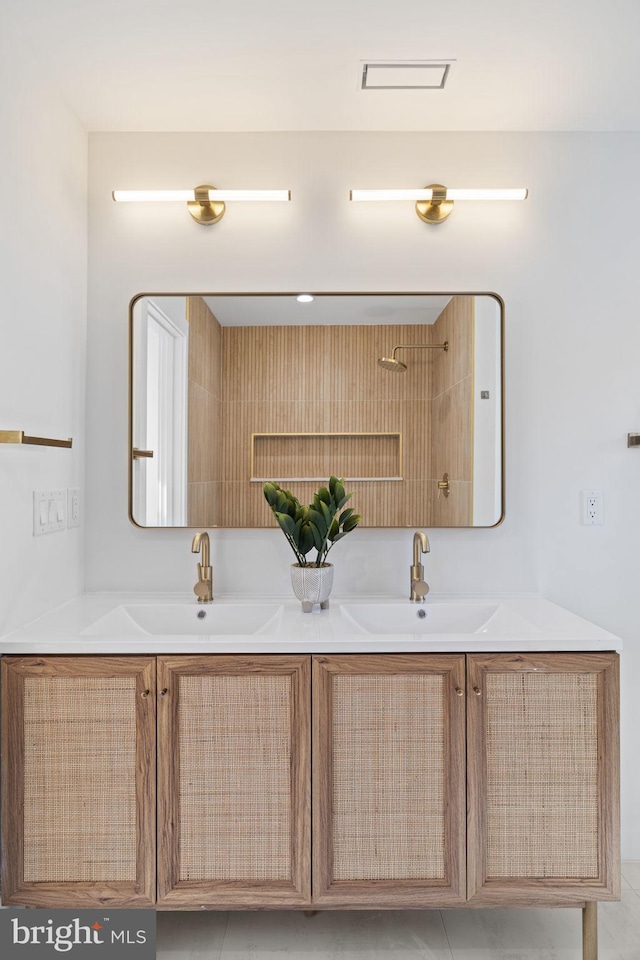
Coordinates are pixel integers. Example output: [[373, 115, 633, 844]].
[[33, 489, 66, 535]]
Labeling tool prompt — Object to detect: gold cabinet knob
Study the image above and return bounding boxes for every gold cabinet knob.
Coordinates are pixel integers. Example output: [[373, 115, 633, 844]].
[[140, 689, 150, 699], [455, 687, 464, 697], [473, 686, 482, 696]]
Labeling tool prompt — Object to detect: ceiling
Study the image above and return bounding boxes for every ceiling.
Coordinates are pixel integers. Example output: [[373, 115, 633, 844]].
[[4, 0, 640, 133], [202, 294, 453, 326]]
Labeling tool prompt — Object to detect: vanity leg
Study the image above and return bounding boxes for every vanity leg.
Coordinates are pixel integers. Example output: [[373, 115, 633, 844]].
[[304, 910, 318, 917], [582, 902, 597, 960], [301, 601, 313, 613]]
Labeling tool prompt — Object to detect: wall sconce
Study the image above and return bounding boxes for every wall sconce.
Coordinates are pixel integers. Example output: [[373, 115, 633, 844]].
[[350, 184, 528, 224], [112, 184, 291, 225]]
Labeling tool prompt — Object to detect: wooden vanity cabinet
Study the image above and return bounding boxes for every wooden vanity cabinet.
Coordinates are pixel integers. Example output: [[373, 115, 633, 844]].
[[1, 650, 620, 913], [156, 654, 310, 908], [1, 653, 310, 910], [312, 653, 467, 907], [1, 656, 156, 907], [467, 652, 620, 905]]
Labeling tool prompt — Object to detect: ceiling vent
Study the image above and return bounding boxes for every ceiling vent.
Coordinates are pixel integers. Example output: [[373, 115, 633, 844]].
[[361, 61, 453, 90]]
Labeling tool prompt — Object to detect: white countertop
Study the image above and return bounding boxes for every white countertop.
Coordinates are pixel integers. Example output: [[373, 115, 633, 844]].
[[0, 593, 622, 654]]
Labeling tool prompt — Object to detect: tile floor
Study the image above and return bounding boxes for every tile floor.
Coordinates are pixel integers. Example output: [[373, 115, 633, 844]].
[[156, 863, 640, 959]]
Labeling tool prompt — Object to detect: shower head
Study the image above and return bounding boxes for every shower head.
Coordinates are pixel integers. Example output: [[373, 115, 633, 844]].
[[377, 355, 407, 373], [377, 341, 449, 372]]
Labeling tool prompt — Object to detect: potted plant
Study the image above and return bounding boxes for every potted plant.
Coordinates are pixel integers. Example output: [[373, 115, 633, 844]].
[[263, 476, 361, 612]]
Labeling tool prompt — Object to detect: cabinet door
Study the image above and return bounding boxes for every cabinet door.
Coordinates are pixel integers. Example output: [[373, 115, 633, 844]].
[[1, 656, 156, 907], [313, 654, 466, 906], [157, 655, 310, 908], [467, 652, 620, 904]]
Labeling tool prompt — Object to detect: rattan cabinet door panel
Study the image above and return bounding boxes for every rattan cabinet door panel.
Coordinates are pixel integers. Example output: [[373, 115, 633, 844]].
[[313, 654, 466, 907], [467, 652, 620, 905], [1, 656, 156, 908], [157, 655, 310, 908]]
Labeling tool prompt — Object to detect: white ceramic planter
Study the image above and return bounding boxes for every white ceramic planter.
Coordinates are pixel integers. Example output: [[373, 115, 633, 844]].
[[290, 563, 334, 612]]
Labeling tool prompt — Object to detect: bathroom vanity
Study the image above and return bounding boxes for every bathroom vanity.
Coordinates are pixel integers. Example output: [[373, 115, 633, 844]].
[[0, 593, 620, 958]]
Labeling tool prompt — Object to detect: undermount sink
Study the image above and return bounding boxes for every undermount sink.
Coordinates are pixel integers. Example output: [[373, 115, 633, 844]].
[[81, 603, 284, 637], [338, 601, 529, 636], [0, 593, 618, 653]]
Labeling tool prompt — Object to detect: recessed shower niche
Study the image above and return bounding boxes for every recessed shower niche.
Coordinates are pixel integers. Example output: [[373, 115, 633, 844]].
[[129, 293, 503, 529]]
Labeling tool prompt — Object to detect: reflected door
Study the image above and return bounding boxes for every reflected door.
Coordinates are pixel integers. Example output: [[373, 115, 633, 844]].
[[132, 297, 188, 525]]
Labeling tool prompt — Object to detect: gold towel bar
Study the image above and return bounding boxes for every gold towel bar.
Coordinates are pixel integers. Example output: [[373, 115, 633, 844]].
[[0, 430, 72, 449]]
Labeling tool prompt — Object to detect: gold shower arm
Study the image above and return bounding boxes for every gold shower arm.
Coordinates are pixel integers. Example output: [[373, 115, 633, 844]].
[[390, 342, 449, 357], [0, 430, 72, 448]]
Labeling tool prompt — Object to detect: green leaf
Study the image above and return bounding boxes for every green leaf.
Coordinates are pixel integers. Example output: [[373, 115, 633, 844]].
[[308, 508, 328, 537], [318, 498, 334, 526], [338, 507, 354, 526], [317, 486, 331, 505], [309, 520, 324, 551], [275, 491, 288, 513], [299, 522, 315, 556], [333, 480, 345, 505], [275, 511, 297, 539], [343, 513, 360, 532], [328, 530, 348, 544], [263, 481, 280, 506], [328, 517, 339, 540]]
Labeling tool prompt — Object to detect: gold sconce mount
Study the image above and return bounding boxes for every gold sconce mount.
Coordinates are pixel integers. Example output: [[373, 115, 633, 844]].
[[187, 185, 226, 225], [415, 184, 454, 225]]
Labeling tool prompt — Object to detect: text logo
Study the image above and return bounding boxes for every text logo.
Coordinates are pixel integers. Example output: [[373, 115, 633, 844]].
[[1, 910, 155, 959]]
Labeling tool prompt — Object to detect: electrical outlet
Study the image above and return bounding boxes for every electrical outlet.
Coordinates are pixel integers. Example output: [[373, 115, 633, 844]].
[[581, 490, 604, 525], [67, 487, 81, 528]]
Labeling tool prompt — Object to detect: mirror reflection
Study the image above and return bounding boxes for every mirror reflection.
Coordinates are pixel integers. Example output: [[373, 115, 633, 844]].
[[130, 293, 503, 528]]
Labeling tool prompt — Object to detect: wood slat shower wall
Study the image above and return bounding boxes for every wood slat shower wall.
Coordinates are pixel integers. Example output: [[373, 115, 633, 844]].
[[186, 297, 223, 526], [185, 295, 474, 527], [429, 297, 474, 526], [222, 319, 435, 527], [251, 433, 402, 481]]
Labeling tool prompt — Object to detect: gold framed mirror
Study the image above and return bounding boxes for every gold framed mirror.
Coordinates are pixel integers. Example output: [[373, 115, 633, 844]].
[[129, 292, 504, 528]]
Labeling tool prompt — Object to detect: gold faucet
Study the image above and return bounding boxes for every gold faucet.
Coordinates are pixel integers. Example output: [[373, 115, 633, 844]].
[[191, 531, 213, 602], [410, 531, 430, 601]]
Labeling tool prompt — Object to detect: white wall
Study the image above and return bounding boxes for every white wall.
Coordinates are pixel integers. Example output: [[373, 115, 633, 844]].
[[87, 131, 640, 856], [0, 19, 87, 635]]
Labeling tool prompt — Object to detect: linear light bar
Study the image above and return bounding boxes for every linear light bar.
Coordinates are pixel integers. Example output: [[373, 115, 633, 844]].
[[350, 188, 528, 201], [350, 184, 528, 224], [112, 189, 291, 202], [112, 183, 291, 225]]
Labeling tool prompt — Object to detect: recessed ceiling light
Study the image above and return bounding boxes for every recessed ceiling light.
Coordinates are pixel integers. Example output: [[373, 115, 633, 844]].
[[361, 61, 453, 90], [296, 294, 314, 303]]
